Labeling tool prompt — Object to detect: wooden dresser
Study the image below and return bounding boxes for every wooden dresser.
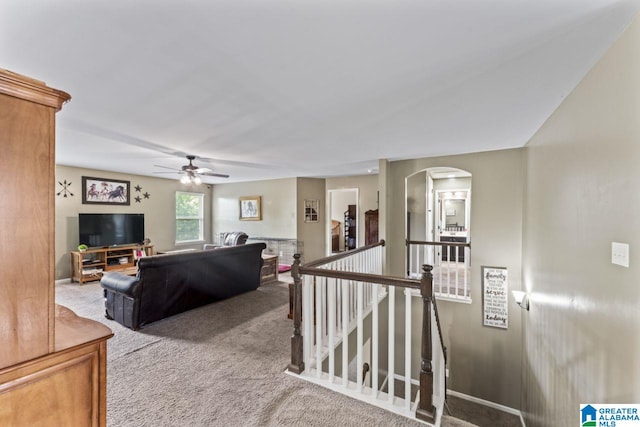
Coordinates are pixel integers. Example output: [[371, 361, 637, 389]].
[[0, 69, 113, 426]]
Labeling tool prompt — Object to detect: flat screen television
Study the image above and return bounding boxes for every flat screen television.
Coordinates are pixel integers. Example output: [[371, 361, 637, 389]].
[[79, 213, 145, 247]]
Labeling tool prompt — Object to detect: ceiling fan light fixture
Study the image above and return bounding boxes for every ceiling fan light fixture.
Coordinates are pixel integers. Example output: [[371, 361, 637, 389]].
[[155, 155, 229, 182]]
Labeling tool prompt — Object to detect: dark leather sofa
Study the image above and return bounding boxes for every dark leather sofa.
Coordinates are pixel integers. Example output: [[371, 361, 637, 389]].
[[100, 242, 266, 330]]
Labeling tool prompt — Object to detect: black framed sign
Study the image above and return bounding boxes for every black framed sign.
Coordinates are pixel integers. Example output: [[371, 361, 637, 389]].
[[482, 266, 508, 329], [82, 176, 130, 205]]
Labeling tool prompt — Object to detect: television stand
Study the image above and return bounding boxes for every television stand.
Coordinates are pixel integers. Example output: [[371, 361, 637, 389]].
[[70, 244, 154, 285]]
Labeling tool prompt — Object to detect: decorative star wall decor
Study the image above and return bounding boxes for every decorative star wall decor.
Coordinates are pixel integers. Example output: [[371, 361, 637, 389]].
[[57, 180, 74, 198], [131, 184, 150, 202]]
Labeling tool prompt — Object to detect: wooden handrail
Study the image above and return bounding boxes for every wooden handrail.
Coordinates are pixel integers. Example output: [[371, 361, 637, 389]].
[[299, 266, 419, 290], [304, 240, 385, 268], [406, 239, 471, 248]]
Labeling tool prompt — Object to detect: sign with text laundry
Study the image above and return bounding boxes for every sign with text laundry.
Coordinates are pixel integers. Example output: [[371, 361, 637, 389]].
[[482, 266, 508, 329]]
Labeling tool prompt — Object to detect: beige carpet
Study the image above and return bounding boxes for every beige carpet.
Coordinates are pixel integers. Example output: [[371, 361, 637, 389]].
[[57, 280, 426, 426], [56, 279, 517, 427]]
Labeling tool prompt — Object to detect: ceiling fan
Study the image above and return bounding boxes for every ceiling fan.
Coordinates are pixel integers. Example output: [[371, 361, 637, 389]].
[[154, 155, 229, 184]]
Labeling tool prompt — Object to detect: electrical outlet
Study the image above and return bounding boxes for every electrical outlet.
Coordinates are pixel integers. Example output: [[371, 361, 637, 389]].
[[612, 242, 629, 267]]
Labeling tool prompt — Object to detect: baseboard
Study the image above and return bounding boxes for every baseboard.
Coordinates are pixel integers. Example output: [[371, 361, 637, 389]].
[[447, 389, 526, 426], [55, 278, 72, 285]]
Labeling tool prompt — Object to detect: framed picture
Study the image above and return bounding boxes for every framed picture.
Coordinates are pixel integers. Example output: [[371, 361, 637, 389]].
[[82, 176, 130, 205], [304, 199, 319, 222], [239, 196, 261, 221]]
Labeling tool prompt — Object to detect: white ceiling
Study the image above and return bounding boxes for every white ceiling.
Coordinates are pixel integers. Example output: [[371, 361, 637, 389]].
[[2, 1, 639, 183]]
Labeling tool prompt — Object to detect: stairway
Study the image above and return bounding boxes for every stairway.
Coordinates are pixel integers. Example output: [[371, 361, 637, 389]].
[[438, 395, 522, 427]]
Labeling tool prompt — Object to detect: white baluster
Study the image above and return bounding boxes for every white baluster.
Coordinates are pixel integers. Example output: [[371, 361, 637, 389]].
[[316, 277, 322, 378], [303, 275, 313, 373], [342, 280, 349, 386], [388, 286, 395, 403], [322, 277, 327, 341], [405, 289, 412, 410], [464, 246, 469, 298], [328, 277, 336, 383], [446, 247, 452, 297], [439, 248, 443, 294], [357, 282, 364, 392], [455, 246, 459, 297], [372, 283, 379, 397]]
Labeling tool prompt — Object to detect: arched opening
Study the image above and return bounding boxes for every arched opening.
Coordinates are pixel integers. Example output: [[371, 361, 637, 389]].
[[405, 167, 471, 300]]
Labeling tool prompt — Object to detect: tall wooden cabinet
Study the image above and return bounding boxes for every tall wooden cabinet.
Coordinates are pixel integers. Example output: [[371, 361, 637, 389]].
[[365, 209, 379, 245], [0, 69, 112, 426]]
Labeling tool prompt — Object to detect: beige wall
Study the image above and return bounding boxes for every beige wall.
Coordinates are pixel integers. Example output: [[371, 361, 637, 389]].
[[387, 149, 524, 409], [212, 178, 297, 240], [212, 177, 327, 263], [522, 15, 640, 426], [296, 178, 326, 263], [55, 165, 212, 280]]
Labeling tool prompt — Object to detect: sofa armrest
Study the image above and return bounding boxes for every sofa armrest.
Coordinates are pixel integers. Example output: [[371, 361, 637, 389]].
[[100, 272, 141, 298]]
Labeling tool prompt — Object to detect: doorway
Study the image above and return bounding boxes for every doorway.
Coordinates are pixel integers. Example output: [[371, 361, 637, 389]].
[[327, 188, 359, 255]]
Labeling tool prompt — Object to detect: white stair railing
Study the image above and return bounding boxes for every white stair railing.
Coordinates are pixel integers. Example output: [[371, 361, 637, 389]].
[[407, 240, 471, 301], [288, 241, 446, 426]]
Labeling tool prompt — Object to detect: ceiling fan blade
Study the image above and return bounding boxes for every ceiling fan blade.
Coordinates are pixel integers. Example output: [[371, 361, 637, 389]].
[[194, 167, 212, 173], [154, 164, 179, 171], [200, 172, 230, 178], [154, 156, 229, 179]]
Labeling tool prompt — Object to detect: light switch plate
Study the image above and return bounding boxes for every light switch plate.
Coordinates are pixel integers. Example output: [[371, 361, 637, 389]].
[[612, 242, 629, 267]]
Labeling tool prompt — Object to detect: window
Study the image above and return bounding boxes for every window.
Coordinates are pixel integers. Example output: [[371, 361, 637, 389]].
[[175, 191, 204, 243]]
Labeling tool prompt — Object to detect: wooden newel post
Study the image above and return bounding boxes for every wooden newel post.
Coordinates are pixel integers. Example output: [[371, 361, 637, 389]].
[[288, 254, 305, 374], [416, 264, 436, 423]]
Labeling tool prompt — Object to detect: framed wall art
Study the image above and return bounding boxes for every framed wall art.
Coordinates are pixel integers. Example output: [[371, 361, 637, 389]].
[[304, 199, 319, 222], [482, 266, 508, 329], [239, 196, 262, 221], [82, 176, 130, 205]]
